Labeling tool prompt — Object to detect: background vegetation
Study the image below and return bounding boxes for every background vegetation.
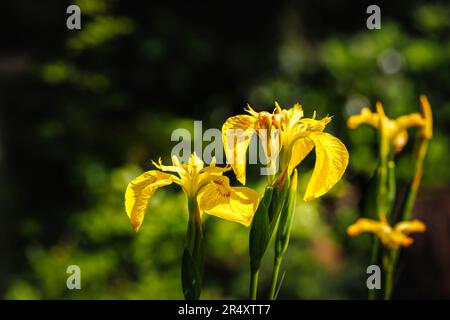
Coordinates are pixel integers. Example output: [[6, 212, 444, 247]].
[[1, 0, 449, 299]]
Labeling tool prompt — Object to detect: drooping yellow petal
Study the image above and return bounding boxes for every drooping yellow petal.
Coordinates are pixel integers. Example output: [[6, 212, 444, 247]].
[[197, 176, 259, 227], [303, 132, 349, 201], [419, 95, 433, 139], [125, 170, 174, 232], [394, 220, 426, 235], [222, 115, 256, 185], [288, 136, 315, 175]]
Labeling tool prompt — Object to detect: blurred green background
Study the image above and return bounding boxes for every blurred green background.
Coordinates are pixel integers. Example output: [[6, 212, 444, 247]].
[[1, 0, 449, 299]]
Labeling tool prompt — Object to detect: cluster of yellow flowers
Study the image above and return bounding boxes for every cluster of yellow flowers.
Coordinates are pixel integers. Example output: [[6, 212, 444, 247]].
[[125, 154, 258, 231], [123, 96, 432, 299], [346, 96, 432, 249], [126, 101, 350, 233]]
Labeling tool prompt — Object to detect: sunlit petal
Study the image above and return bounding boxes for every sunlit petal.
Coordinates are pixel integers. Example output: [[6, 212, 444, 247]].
[[152, 157, 185, 174], [188, 152, 204, 173], [197, 176, 259, 227], [299, 116, 332, 132], [125, 170, 174, 232], [282, 103, 304, 130], [222, 115, 256, 185], [303, 132, 349, 201], [394, 219, 426, 235], [288, 136, 315, 175]]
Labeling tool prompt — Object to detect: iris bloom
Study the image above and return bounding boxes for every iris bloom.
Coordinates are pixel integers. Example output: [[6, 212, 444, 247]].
[[125, 153, 259, 231], [347, 215, 426, 249], [222, 102, 349, 201], [347, 101, 428, 153]]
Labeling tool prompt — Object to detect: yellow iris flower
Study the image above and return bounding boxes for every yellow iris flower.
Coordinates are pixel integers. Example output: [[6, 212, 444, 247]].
[[222, 102, 349, 201], [125, 153, 259, 231], [347, 215, 426, 249], [347, 96, 432, 153]]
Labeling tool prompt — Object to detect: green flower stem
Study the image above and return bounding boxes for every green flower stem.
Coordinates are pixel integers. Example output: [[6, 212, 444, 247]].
[[249, 172, 289, 300], [402, 139, 429, 221], [368, 237, 379, 300], [182, 199, 203, 300], [269, 169, 297, 300], [268, 256, 282, 300], [383, 249, 398, 300], [384, 138, 429, 300], [370, 133, 393, 300], [387, 157, 396, 217], [249, 269, 259, 300], [186, 199, 203, 259]]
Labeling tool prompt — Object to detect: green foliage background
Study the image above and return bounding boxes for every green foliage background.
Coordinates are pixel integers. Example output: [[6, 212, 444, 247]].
[[1, 0, 449, 299]]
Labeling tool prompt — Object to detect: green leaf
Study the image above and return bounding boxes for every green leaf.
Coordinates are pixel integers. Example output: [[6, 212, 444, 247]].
[[249, 186, 274, 272], [275, 170, 298, 257], [249, 173, 291, 272]]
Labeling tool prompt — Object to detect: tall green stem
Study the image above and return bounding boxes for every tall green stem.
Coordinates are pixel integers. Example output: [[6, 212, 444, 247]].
[[368, 237, 379, 300], [269, 257, 282, 300], [369, 125, 391, 300], [383, 249, 398, 300], [384, 139, 429, 300], [182, 199, 203, 300], [402, 139, 428, 220], [249, 270, 259, 300], [269, 169, 297, 300]]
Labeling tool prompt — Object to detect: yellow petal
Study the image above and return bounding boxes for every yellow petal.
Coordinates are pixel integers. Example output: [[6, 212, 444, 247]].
[[395, 113, 424, 135], [392, 129, 409, 153], [419, 95, 433, 139], [388, 232, 414, 248], [375, 101, 386, 117], [125, 171, 173, 232], [303, 132, 349, 201], [284, 103, 304, 128], [197, 176, 259, 227], [288, 136, 315, 175], [222, 115, 256, 185], [394, 219, 426, 235], [299, 116, 332, 132], [347, 107, 379, 129], [187, 152, 205, 173], [152, 156, 185, 175], [347, 218, 386, 237]]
